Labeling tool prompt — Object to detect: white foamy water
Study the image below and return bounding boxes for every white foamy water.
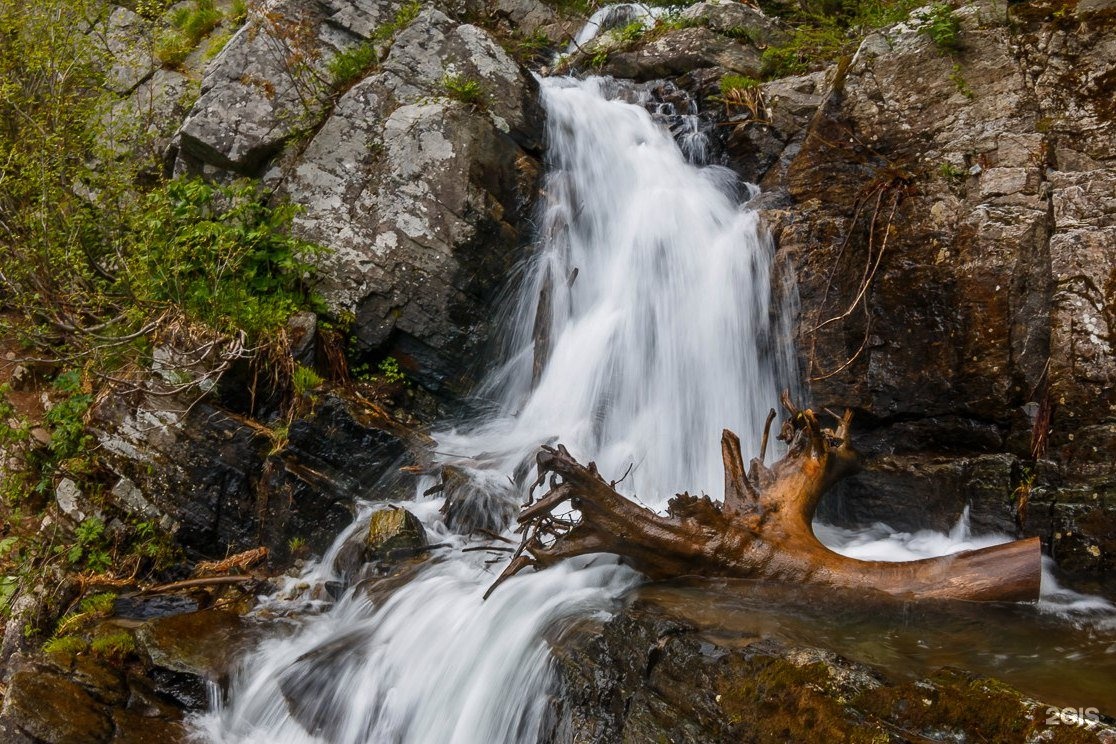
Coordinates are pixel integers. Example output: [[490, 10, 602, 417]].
[[196, 74, 787, 744], [817, 509, 1116, 627]]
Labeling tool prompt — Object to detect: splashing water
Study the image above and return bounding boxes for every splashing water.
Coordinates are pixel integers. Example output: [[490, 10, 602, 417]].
[[197, 75, 789, 743]]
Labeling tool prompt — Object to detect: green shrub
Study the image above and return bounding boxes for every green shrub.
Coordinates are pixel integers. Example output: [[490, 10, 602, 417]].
[[123, 178, 324, 340], [614, 19, 646, 43], [377, 356, 407, 385], [921, 3, 962, 51], [720, 73, 761, 95]]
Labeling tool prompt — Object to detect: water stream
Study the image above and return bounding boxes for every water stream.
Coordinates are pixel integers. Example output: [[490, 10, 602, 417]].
[[196, 71, 1115, 743]]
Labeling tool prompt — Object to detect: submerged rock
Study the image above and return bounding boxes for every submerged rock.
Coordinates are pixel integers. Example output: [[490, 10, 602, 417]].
[[547, 597, 1116, 743]]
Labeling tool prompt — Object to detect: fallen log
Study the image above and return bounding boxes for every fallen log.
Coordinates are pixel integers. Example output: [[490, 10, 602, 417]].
[[486, 393, 1041, 602]]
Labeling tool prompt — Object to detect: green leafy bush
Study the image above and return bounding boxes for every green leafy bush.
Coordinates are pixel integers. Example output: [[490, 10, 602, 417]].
[[921, 3, 962, 51], [123, 178, 324, 340]]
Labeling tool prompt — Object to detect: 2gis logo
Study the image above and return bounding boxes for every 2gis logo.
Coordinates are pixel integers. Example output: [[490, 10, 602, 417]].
[[1045, 706, 1102, 727]]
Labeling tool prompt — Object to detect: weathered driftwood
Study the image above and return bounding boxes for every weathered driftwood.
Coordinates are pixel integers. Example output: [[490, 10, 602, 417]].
[[486, 393, 1041, 602]]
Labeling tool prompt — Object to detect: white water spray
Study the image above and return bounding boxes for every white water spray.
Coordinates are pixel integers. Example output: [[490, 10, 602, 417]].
[[197, 75, 788, 743]]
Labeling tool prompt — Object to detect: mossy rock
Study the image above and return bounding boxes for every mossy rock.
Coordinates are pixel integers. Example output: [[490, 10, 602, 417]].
[[365, 507, 427, 562]]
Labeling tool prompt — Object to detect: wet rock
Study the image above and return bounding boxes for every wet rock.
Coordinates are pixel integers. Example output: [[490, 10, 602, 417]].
[[725, 70, 829, 184], [439, 464, 518, 534], [752, 0, 1116, 570], [547, 601, 1116, 743], [0, 666, 114, 743], [135, 609, 253, 710], [91, 386, 415, 561], [597, 27, 764, 82], [365, 506, 427, 561]]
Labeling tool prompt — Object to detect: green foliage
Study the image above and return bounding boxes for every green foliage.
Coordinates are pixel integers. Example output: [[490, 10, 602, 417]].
[[291, 364, 324, 396], [157, 0, 224, 67], [90, 630, 135, 661], [78, 592, 116, 616], [921, 3, 962, 51], [938, 161, 966, 182], [442, 71, 486, 106], [45, 371, 92, 463], [230, 0, 249, 25], [123, 178, 324, 340], [329, 41, 379, 89], [376, 356, 407, 385], [950, 61, 974, 98], [43, 635, 88, 656], [67, 518, 112, 573], [288, 535, 308, 557], [720, 74, 761, 95], [758, 0, 921, 78], [204, 30, 234, 61], [614, 19, 647, 43]]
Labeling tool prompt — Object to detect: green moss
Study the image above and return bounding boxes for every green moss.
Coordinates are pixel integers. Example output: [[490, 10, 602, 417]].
[[43, 634, 88, 656], [90, 629, 136, 662], [855, 669, 1057, 742], [715, 656, 885, 741]]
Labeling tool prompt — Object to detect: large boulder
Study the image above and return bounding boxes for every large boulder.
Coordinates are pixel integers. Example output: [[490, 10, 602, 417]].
[[273, 9, 544, 393]]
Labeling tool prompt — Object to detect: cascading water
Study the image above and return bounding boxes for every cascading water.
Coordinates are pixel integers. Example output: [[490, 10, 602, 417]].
[[196, 74, 790, 743]]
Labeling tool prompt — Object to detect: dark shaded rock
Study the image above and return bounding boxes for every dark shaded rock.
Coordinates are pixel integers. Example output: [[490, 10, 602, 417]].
[[91, 388, 416, 561], [110, 708, 189, 744]]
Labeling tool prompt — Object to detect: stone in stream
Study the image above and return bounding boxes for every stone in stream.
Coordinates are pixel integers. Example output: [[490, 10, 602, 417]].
[[365, 506, 428, 562]]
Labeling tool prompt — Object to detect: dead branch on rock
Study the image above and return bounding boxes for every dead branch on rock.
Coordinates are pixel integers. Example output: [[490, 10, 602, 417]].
[[486, 394, 1041, 602]]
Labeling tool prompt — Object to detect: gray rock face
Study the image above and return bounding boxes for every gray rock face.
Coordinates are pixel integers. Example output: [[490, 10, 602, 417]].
[[99, 6, 159, 95], [749, 0, 1116, 570], [276, 9, 543, 392], [600, 26, 764, 82], [174, 0, 358, 175]]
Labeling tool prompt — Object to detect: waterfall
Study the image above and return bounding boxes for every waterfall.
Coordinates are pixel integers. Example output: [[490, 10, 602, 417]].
[[195, 75, 788, 744]]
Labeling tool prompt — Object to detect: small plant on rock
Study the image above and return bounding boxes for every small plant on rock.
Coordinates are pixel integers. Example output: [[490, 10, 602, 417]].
[[921, 3, 962, 51], [442, 71, 486, 107]]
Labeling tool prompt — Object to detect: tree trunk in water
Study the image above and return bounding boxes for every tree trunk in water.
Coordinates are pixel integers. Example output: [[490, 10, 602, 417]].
[[486, 394, 1041, 602]]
